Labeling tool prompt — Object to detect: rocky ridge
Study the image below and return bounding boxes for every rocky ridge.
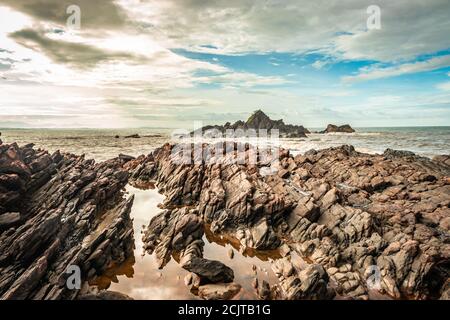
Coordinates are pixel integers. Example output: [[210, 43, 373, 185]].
[[1, 138, 449, 300], [126, 142, 450, 300], [0, 141, 134, 299], [320, 124, 355, 133]]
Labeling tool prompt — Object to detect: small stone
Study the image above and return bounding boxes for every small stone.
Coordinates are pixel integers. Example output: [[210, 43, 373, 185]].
[[197, 283, 241, 300], [227, 248, 234, 259]]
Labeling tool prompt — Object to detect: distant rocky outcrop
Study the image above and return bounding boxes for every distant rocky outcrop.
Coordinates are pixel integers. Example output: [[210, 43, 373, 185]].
[[192, 110, 310, 138], [320, 124, 355, 133], [124, 134, 141, 138]]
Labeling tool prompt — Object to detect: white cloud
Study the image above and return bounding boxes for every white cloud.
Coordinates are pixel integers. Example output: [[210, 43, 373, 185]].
[[312, 60, 329, 70], [0, 4, 293, 126], [116, 0, 450, 62], [437, 82, 450, 91], [321, 90, 356, 97], [436, 72, 450, 91], [1, 1, 450, 128], [342, 55, 450, 83], [193, 71, 290, 89]]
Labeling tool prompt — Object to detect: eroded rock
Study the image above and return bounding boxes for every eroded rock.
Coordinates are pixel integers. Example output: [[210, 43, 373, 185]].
[[198, 283, 241, 300], [130, 142, 449, 300], [0, 142, 134, 300]]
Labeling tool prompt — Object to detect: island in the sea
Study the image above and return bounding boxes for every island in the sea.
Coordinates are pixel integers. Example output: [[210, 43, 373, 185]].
[[320, 124, 355, 134], [191, 110, 310, 138], [191, 110, 355, 138]]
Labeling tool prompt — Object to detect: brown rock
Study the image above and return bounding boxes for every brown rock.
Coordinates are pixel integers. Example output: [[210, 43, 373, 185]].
[[197, 283, 241, 300]]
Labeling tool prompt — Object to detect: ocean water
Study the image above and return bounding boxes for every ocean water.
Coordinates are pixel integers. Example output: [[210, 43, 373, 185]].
[[0, 127, 449, 161], [283, 126, 450, 158], [0, 128, 172, 161], [98, 185, 279, 300]]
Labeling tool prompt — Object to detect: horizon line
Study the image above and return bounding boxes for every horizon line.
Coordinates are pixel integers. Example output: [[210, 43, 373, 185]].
[[1, 125, 450, 130]]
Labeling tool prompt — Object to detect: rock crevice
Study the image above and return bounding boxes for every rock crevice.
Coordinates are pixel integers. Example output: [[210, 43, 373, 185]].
[[128, 143, 450, 300]]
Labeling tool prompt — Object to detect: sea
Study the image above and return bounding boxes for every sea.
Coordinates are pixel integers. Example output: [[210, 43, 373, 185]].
[[1, 127, 449, 161]]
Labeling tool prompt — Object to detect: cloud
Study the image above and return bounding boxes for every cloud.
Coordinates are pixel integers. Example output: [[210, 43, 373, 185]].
[[311, 60, 329, 70], [333, 0, 450, 62], [437, 82, 450, 91], [436, 72, 450, 91], [193, 71, 290, 88], [0, 0, 126, 29], [10, 28, 141, 68], [1, 1, 449, 128], [115, 0, 450, 62], [0, 4, 289, 92], [342, 55, 450, 83]]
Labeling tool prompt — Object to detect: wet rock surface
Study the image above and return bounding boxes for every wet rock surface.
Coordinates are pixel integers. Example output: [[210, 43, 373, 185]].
[[128, 142, 450, 300], [0, 142, 134, 299], [191, 110, 310, 138], [1, 138, 449, 300]]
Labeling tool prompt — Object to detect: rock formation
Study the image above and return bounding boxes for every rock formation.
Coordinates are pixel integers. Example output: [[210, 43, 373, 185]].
[[1, 137, 449, 300], [127, 142, 449, 300], [124, 134, 141, 138], [191, 110, 310, 138], [0, 142, 135, 299], [320, 124, 355, 133]]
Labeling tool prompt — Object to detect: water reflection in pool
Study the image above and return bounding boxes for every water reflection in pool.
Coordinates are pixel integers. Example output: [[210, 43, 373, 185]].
[[93, 185, 282, 300]]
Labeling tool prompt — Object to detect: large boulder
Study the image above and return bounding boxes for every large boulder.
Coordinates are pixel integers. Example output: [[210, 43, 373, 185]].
[[320, 124, 355, 133]]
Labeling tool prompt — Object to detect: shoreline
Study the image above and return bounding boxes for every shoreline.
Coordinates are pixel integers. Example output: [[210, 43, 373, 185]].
[[1, 126, 450, 161], [0, 140, 449, 300]]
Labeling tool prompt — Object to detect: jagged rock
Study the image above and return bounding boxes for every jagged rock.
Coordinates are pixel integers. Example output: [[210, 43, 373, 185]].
[[0, 142, 134, 300], [182, 257, 234, 284], [191, 110, 309, 138], [432, 155, 450, 167], [142, 207, 204, 269], [320, 124, 355, 133], [227, 248, 234, 259], [118, 154, 135, 162], [130, 142, 449, 300], [271, 257, 333, 300], [78, 290, 133, 300], [383, 148, 421, 159], [6, 138, 446, 300], [198, 283, 241, 300], [257, 280, 271, 300]]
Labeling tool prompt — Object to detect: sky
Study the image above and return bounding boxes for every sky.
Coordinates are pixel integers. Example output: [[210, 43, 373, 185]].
[[0, 0, 449, 129]]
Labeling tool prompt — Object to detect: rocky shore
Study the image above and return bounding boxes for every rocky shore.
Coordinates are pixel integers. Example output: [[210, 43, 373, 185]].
[[0, 142, 134, 299], [126, 143, 449, 300], [1, 139, 449, 300]]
